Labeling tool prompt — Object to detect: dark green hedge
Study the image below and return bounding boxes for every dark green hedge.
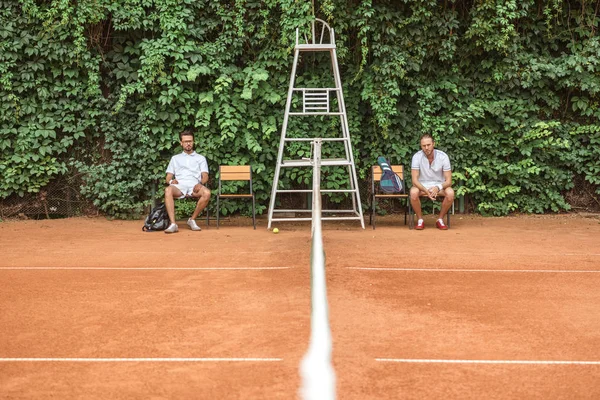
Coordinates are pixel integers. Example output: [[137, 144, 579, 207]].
[[1, 0, 599, 218]]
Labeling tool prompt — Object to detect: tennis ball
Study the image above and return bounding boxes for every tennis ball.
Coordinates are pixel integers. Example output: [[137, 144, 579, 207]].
[[273, 228, 279, 234]]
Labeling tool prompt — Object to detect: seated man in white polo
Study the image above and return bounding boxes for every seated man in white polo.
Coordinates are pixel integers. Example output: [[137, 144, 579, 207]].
[[410, 133, 455, 230], [163, 129, 210, 233]]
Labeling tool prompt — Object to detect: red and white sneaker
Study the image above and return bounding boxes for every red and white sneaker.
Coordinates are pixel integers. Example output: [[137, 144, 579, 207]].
[[415, 219, 425, 230], [436, 218, 448, 230]]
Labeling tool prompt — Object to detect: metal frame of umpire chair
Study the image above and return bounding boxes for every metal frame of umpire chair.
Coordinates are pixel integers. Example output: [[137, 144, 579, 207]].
[[370, 164, 409, 229], [267, 18, 365, 229], [216, 165, 256, 229]]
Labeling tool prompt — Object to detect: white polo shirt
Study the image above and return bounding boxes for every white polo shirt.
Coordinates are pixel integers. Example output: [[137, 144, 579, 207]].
[[166, 151, 209, 186], [411, 149, 451, 187]]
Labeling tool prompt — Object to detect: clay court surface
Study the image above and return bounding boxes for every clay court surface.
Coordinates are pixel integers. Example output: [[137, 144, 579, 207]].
[[1, 214, 600, 399]]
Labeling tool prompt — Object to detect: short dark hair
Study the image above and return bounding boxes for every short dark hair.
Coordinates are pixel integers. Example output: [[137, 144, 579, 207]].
[[420, 133, 434, 142], [179, 129, 194, 140]]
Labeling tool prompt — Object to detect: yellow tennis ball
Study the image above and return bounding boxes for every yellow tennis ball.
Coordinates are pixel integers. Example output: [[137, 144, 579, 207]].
[[273, 228, 279, 234]]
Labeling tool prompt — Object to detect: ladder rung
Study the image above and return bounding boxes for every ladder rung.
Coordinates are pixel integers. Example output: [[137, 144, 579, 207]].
[[284, 138, 348, 142], [296, 44, 336, 51], [273, 189, 356, 194], [293, 88, 339, 92], [288, 112, 343, 115], [281, 158, 351, 167], [321, 216, 362, 221], [271, 217, 314, 222]]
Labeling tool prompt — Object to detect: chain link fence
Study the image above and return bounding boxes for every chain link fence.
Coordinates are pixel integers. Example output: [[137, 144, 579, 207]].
[[0, 174, 97, 220]]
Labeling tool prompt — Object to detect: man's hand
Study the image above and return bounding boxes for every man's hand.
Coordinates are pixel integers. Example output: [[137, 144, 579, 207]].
[[427, 186, 439, 200], [169, 179, 179, 185]]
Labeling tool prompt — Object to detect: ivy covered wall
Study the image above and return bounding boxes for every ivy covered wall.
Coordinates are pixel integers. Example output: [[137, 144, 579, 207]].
[[1, 0, 599, 218]]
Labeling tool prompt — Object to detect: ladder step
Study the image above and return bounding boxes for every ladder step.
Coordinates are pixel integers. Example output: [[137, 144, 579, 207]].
[[288, 112, 344, 116], [274, 189, 358, 194], [296, 44, 336, 51], [284, 137, 348, 142], [281, 158, 351, 167]]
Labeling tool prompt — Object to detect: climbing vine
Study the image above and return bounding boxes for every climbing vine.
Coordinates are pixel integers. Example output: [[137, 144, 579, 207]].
[[1, 0, 599, 217]]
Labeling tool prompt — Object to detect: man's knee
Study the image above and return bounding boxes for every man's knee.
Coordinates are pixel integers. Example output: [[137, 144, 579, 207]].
[[444, 187, 455, 202], [409, 187, 421, 201], [194, 187, 210, 201]]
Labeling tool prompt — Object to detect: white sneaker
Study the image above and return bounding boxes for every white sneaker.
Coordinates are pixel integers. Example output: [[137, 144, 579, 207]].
[[164, 223, 179, 234], [187, 219, 202, 231]]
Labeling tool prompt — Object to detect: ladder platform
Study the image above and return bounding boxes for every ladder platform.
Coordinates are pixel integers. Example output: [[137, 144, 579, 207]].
[[281, 158, 351, 167], [296, 44, 336, 51]]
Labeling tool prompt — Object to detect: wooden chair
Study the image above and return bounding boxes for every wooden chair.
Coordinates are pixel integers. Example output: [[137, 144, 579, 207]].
[[370, 165, 409, 229], [216, 165, 256, 229]]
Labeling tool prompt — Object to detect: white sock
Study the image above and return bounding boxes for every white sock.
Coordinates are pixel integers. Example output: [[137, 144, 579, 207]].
[[418, 219, 423, 224]]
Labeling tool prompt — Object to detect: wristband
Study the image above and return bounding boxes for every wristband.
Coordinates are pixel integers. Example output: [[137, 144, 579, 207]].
[[169, 179, 174, 184], [437, 184, 443, 191]]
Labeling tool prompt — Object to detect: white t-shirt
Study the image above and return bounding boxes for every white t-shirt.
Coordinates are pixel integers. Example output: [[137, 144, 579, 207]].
[[166, 151, 209, 186], [411, 149, 451, 187]]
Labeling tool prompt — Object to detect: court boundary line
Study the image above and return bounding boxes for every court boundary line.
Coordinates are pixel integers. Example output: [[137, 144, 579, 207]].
[[0, 357, 282, 362], [376, 358, 600, 365], [0, 267, 291, 271], [348, 267, 600, 273]]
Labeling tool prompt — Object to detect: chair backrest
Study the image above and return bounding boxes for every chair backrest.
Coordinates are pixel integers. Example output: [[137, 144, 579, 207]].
[[372, 165, 404, 181], [219, 165, 251, 181], [371, 165, 406, 194], [296, 18, 335, 46]]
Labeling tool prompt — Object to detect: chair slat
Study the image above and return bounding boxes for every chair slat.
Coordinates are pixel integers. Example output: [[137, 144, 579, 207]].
[[219, 194, 253, 198], [374, 194, 409, 198], [220, 165, 250, 173], [220, 172, 251, 181]]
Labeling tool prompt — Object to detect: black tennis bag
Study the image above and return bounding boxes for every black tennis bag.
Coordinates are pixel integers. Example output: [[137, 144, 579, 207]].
[[142, 203, 169, 232], [377, 156, 403, 193]]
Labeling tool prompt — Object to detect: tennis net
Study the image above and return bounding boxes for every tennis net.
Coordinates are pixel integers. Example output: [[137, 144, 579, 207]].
[[299, 139, 336, 400]]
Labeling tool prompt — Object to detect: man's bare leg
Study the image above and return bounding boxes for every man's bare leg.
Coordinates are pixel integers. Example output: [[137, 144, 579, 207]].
[[438, 187, 455, 220], [190, 186, 211, 220], [409, 186, 424, 220], [164, 185, 183, 225]]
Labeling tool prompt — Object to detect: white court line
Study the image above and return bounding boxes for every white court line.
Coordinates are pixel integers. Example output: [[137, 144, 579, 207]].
[[348, 267, 600, 273], [0, 357, 281, 362], [376, 358, 600, 365], [0, 267, 291, 271], [36, 251, 294, 255]]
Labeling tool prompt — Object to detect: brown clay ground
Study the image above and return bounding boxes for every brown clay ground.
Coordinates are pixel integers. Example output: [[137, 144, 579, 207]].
[[1, 214, 599, 399]]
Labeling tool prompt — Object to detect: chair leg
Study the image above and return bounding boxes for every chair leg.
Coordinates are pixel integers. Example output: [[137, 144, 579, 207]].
[[216, 196, 220, 229], [371, 197, 376, 230], [408, 199, 413, 230], [252, 195, 256, 230]]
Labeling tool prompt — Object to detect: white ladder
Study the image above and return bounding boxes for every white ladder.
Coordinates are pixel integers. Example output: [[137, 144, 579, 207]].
[[267, 19, 365, 229]]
